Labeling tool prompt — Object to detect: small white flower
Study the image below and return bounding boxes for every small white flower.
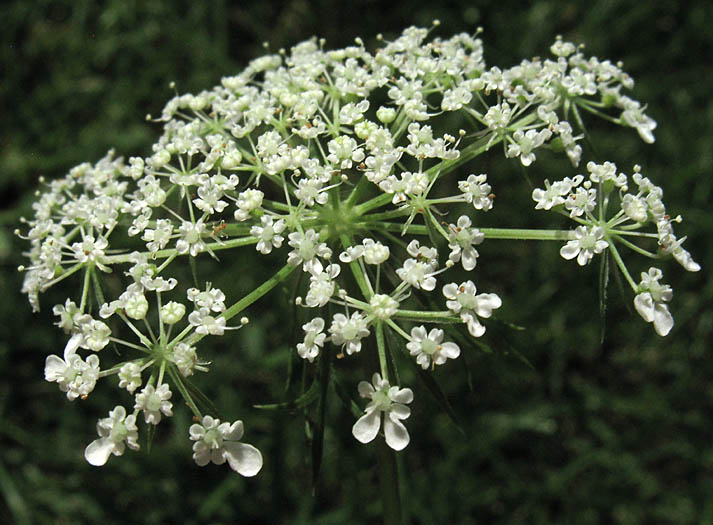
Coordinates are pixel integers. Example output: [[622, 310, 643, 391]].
[[369, 294, 399, 320], [564, 187, 597, 218], [560, 226, 608, 266], [44, 334, 100, 400], [134, 383, 173, 425], [250, 215, 286, 255], [287, 229, 332, 274], [506, 128, 551, 166], [443, 281, 502, 337], [297, 317, 326, 362], [352, 373, 413, 451], [396, 258, 437, 291], [173, 342, 200, 376], [118, 362, 142, 393], [84, 406, 139, 466], [234, 189, 264, 221], [189, 416, 263, 476], [621, 194, 648, 223], [176, 219, 207, 256], [329, 312, 370, 355], [187, 284, 226, 313], [459, 174, 493, 211], [407, 326, 461, 369], [188, 307, 227, 336], [447, 215, 484, 271], [305, 264, 340, 307], [634, 267, 674, 336], [160, 301, 186, 325]]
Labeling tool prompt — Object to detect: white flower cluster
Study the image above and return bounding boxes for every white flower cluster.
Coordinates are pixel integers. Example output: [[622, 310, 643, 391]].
[[19, 25, 696, 467]]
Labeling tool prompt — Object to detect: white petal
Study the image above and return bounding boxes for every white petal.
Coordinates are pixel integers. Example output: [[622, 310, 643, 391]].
[[63, 333, 83, 360], [560, 242, 579, 260], [440, 342, 460, 359], [225, 420, 244, 441], [653, 303, 674, 336], [352, 411, 380, 444], [383, 417, 410, 451], [44, 355, 66, 381], [391, 388, 413, 405], [634, 293, 654, 323], [357, 380, 375, 398], [389, 403, 411, 420], [223, 442, 263, 477], [85, 437, 115, 466]]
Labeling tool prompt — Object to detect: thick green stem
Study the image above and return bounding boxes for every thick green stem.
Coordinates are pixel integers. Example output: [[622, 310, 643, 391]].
[[377, 439, 403, 525]]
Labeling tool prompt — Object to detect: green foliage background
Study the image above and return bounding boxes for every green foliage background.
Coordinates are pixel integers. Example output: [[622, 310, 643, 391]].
[[1, 1, 711, 523]]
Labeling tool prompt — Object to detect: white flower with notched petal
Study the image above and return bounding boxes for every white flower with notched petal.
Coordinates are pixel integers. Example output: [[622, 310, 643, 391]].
[[352, 373, 413, 451], [189, 416, 263, 476], [134, 383, 173, 425], [44, 333, 100, 400], [329, 312, 370, 355], [560, 225, 608, 266], [85, 405, 139, 466], [297, 317, 326, 362], [634, 267, 674, 336], [407, 326, 460, 369], [443, 281, 502, 337]]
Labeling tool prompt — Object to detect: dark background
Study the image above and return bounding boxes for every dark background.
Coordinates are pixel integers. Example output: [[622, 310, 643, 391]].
[[1, 1, 712, 523]]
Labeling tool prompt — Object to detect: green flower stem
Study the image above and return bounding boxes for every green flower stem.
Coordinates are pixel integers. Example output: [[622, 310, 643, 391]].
[[613, 234, 659, 259], [79, 265, 92, 312], [479, 227, 575, 241], [607, 239, 638, 292], [393, 310, 461, 324], [101, 236, 259, 265], [375, 321, 389, 382], [167, 365, 202, 419]]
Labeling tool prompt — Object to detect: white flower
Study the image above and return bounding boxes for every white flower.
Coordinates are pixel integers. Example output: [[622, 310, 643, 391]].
[[459, 174, 493, 211], [189, 416, 263, 476], [118, 362, 142, 393], [44, 334, 100, 400], [634, 267, 674, 336], [234, 189, 264, 221], [173, 342, 200, 376], [369, 294, 399, 320], [406, 326, 460, 369], [188, 307, 227, 335], [506, 128, 551, 166], [447, 215, 484, 271], [84, 406, 139, 466], [142, 219, 173, 253], [560, 225, 608, 266], [564, 187, 597, 218], [251, 215, 286, 255], [396, 258, 437, 291], [160, 301, 186, 325], [297, 317, 326, 362], [187, 284, 226, 313], [443, 281, 502, 337], [305, 264, 340, 307], [329, 312, 370, 355], [621, 194, 648, 223], [287, 229, 332, 274], [134, 383, 173, 425], [352, 373, 413, 451], [176, 219, 207, 256]]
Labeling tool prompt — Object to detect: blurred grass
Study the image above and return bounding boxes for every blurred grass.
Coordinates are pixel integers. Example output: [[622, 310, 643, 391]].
[[1, 0, 712, 523]]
